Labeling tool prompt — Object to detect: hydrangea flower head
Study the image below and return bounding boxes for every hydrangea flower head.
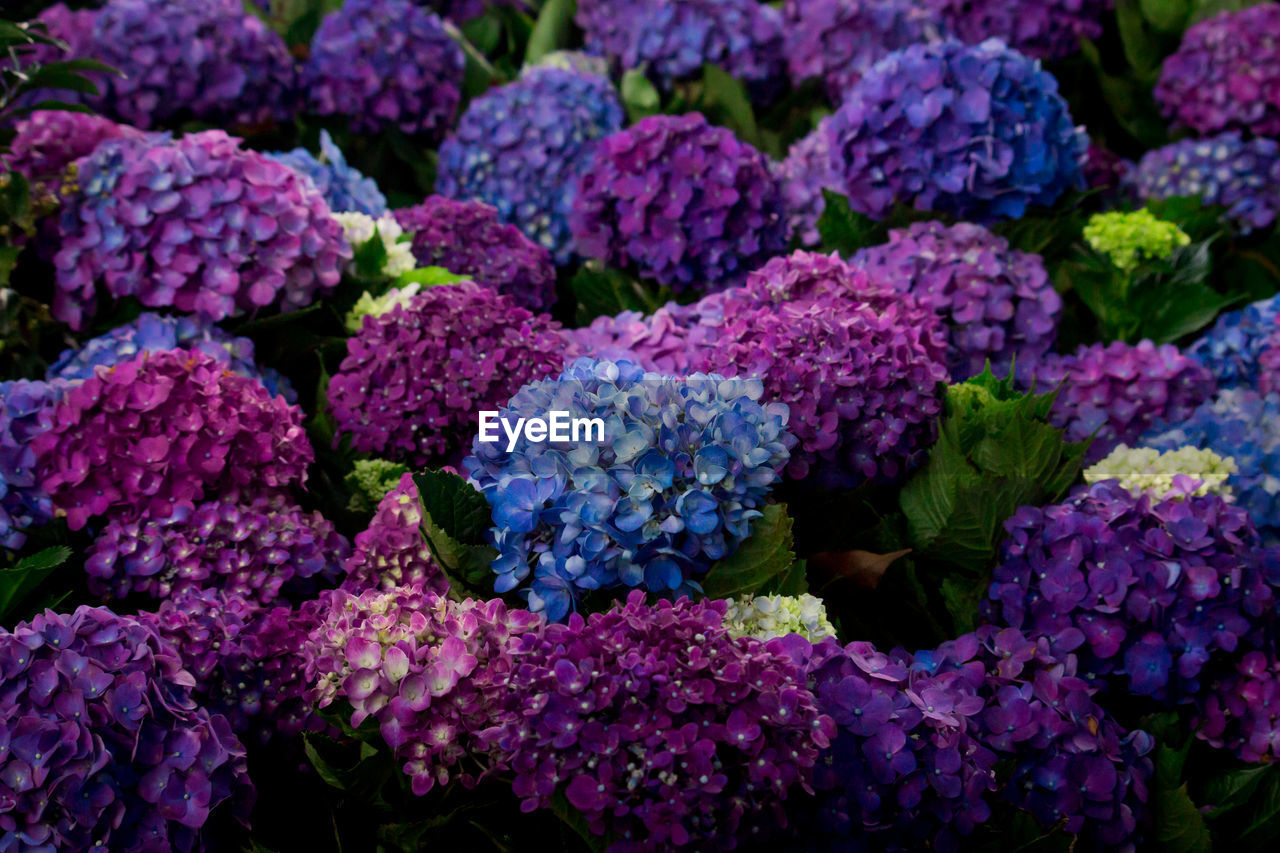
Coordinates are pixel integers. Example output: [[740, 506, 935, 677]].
[[925, 0, 1110, 60], [333, 212, 417, 281], [570, 113, 789, 293], [436, 66, 625, 264], [1156, 4, 1280, 138], [340, 472, 447, 595], [527, 50, 611, 77], [775, 118, 841, 248], [1196, 650, 1280, 763], [1188, 294, 1280, 390], [1, 110, 142, 197], [266, 131, 388, 216], [395, 197, 557, 311], [465, 359, 793, 619], [303, 0, 464, 139], [0, 379, 72, 549], [1084, 444, 1236, 500], [829, 38, 1086, 221], [561, 302, 718, 375], [722, 593, 836, 642], [53, 130, 350, 329], [1083, 209, 1191, 272]]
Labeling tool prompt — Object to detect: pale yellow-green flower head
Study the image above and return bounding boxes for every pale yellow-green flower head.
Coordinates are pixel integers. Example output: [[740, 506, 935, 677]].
[[1084, 444, 1236, 500], [722, 593, 837, 642], [1083, 209, 1191, 272]]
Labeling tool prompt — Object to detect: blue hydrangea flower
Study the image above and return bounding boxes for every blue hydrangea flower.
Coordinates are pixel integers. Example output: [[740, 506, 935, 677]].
[[266, 131, 388, 216], [0, 379, 72, 550], [1187, 295, 1280, 391], [436, 67, 624, 264], [463, 359, 794, 621]]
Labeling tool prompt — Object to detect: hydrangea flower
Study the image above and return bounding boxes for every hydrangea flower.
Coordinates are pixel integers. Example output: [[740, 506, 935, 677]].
[[436, 66, 625, 264], [1083, 209, 1191, 272], [394, 197, 557, 311], [85, 493, 348, 606], [340, 472, 447, 595], [570, 113, 789, 293], [527, 50, 611, 77], [828, 38, 1087, 221], [781, 0, 941, 98], [1084, 444, 1236, 500], [1084, 143, 1133, 197], [722, 593, 836, 642], [47, 312, 293, 402], [924, 0, 1110, 61], [1196, 650, 1280, 763], [345, 458, 409, 512], [1258, 328, 1280, 398], [1142, 389, 1280, 544], [984, 480, 1280, 703], [52, 131, 350, 329], [0, 379, 72, 549], [266, 131, 388, 216], [562, 300, 723, 375], [1028, 341, 1217, 463], [464, 359, 794, 620], [0, 110, 142, 197], [305, 585, 542, 795], [1155, 4, 1280, 138], [1127, 133, 1280, 234], [333, 212, 417, 281], [1188, 294, 1280, 390], [853, 221, 1061, 380], [328, 282, 568, 468], [0, 605, 253, 851], [575, 0, 787, 100], [303, 0, 464, 139], [775, 118, 841, 248], [33, 349, 314, 530], [487, 592, 835, 849]]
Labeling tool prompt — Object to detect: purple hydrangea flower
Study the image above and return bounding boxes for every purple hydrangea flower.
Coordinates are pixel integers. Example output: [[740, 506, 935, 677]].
[[570, 113, 789, 293], [0, 379, 73, 550], [575, 0, 787, 101], [340, 472, 448, 596], [984, 480, 1280, 703], [464, 358, 794, 620], [775, 118, 842, 248], [925, 0, 1111, 61], [436, 66, 624, 264], [1156, 4, 1280, 138], [329, 282, 569, 468], [828, 38, 1087, 221], [0, 605, 254, 851], [1258, 329, 1280, 398], [1188, 294, 1280, 390], [0, 110, 142, 197], [302, 0, 465, 139], [52, 130, 350, 330], [1196, 650, 1280, 762], [854, 221, 1061, 380], [266, 130, 388, 217], [1084, 142, 1133, 197], [561, 300, 721, 375], [394, 197, 557, 311], [487, 591, 835, 849], [32, 349, 314, 530], [1127, 133, 1280, 234]]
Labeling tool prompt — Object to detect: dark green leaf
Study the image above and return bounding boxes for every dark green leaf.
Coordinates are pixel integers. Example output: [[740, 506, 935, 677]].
[[0, 245, 23, 290], [758, 558, 808, 596], [1140, 0, 1191, 31], [1238, 767, 1280, 849], [0, 546, 72, 620], [1153, 782, 1213, 853], [22, 66, 101, 96], [525, 0, 576, 65], [412, 469, 499, 595], [549, 790, 607, 852], [571, 264, 667, 324], [1203, 766, 1274, 820], [303, 735, 349, 791], [699, 63, 760, 147], [815, 190, 886, 257], [620, 69, 661, 123], [701, 504, 796, 600], [939, 575, 988, 634], [1115, 0, 1171, 77]]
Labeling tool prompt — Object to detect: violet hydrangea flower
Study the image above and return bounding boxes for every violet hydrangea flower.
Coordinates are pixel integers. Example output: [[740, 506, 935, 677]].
[[266, 130, 388, 217], [0, 109, 142, 197], [775, 118, 842, 248], [924, 0, 1110, 61], [340, 472, 448, 596], [0, 379, 72, 550], [570, 113, 789, 293], [1196, 650, 1280, 763], [1188, 294, 1280, 390], [828, 38, 1087, 221]]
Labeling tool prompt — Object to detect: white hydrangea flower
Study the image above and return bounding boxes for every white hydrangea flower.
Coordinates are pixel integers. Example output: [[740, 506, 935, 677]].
[[334, 211, 416, 278], [345, 282, 423, 332], [1084, 444, 1236, 499], [722, 593, 837, 642]]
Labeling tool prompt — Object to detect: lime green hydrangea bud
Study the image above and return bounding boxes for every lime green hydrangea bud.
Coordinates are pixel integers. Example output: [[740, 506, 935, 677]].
[[345, 458, 409, 511], [333, 212, 416, 279], [346, 282, 423, 333], [1084, 444, 1236, 499], [722, 593, 837, 642], [1083, 209, 1191, 272]]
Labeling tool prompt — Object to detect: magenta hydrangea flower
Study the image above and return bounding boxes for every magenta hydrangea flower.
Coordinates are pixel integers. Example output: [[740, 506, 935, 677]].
[[561, 302, 718, 374], [925, 0, 1110, 60], [1258, 328, 1280, 397], [52, 130, 350, 330], [305, 585, 542, 795], [487, 592, 835, 850], [328, 282, 569, 468], [775, 118, 842, 248], [32, 349, 314, 531], [1156, 4, 1280, 138], [570, 113, 789, 293], [340, 472, 447, 596], [854, 221, 1062, 380], [303, 0, 465, 139], [0, 605, 253, 852], [0, 110, 142, 197], [394, 197, 557, 312], [1196, 650, 1280, 763]]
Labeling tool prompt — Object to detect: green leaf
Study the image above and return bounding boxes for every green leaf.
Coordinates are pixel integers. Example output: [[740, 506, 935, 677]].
[[351, 233, 389, 280], [1153, 782, 1213, 853], [0, 546, 72, 620], [571, 264, 668, 325], [939, 575, 989, 635], [815, 190, 887, 257], [303, 734, 349, 791], [620, 68, 661, 123], [758, 558, 808, 597], [699, 63, 760, 147], [412, 469, 499, 595], [525, 0, 576, 65], [701, 504, 796, 600], [0, 245, 23, 289], [396, 266, 470, 288], [1141, 0, 1191, 31], [549, 790, 608, 852], [1116, 0, 1171, 77], [1238, 767, 1280, 849], [1203, 766, 1275, 820]]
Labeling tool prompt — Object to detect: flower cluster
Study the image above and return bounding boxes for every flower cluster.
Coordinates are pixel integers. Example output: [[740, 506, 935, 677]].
[[1258, 328, 1280, 398], [303, 0, 464, 139], [1029, 341, 1217, 463], [0, 110, 141, 197], [328, 282, 568, 467], [85, 493, 349, 605], [341, 472, 448, 595], [853, 221, 1061, 380], [345, 458, 409, 512], [575, 0, 787, 100], [782, 0, 940, 98], [266, 131, 388, 216], [1188, 294, 1280, 390], [571, 113, 789, 292], [394, 197, 557, 311], [722, 593, 836, 642], [562, 301, 720, 375], [527, 50, 611, 77], [333, 212, 417, 281], [488, 592, 835, 849], [1084, 143, 1133, 197], [985, 480, 1280, 702], [33, 349, 313, 530], [828, 38, 1086, 221], [775, 118, 841, 248], [925, 0, 1110, 61], [0, 379, 71, 549], [1083, 444, 1236, 500], [52, 131, 350, 329], [464, 359, 794, 620], [1196, 650, 1280, 762], [436, 66, 625, 264], [0, 605, 253, 851], [305, 585, 542, 794], [1083, 209, 1191, 272], [1155, 4, 1280, 138], [1127, 133, 1280, 233]]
